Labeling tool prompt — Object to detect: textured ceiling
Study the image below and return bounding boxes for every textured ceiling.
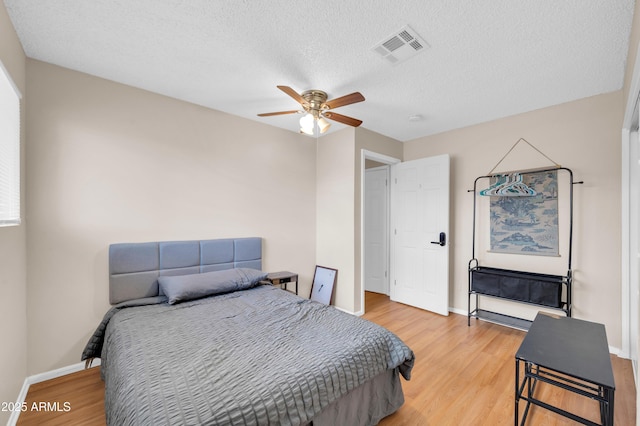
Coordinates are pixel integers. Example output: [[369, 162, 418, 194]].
[[4, 0, 636, 141]]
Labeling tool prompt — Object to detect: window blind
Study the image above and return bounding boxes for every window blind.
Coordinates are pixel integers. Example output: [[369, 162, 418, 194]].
[[0, 60, 21, 226]]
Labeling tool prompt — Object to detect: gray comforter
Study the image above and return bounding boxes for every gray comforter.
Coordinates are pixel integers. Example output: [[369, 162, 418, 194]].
[[83, 285, 414, 425]]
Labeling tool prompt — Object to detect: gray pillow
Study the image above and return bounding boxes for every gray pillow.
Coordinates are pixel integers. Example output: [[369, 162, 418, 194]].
[[158, 268, 268, 304]]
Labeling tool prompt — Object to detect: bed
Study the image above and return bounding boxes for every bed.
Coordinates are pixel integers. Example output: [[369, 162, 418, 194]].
[[82, 237, 414, 425]]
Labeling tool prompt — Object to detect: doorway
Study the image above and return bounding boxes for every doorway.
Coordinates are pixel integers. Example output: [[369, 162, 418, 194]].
[[364, 165, 390, 295], [360, 150, 400, 313], [360, 150, 451, 316]]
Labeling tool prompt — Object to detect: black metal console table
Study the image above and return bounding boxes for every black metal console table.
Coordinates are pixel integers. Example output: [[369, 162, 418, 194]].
[[515, 312, 615, 425]]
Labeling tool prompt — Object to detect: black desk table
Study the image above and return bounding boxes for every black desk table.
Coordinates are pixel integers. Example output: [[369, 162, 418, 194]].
[[515, 312, 615, 426], [266, 271, 298, 295]]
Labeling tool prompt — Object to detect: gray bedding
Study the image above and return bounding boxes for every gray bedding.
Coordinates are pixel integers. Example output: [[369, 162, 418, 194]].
[[83, 284, 414, 425]]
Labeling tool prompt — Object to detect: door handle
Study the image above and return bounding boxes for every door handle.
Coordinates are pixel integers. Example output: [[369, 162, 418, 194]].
[[430, 232, 446, 247]]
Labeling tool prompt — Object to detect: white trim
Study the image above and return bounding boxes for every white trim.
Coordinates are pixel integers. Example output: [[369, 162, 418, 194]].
[[0, 59, 22, 100], [7, 381, 30, 426], [621, 38, 640, 369], [0, 59, 22, 227], [364, 165, 391, 296], [622, 128, 631, 360], [449, 307, 467, 317], [620, 35, 640, 382], [628, 44, 640, 426], [450, 308, 623, 356], [360, 149, 401, 315], [362, 150, 401, 166], [29, 360, 100, 383], [333, 305, 364, 316], [624, 41, 640, 129], [7, 360, 101, 426]]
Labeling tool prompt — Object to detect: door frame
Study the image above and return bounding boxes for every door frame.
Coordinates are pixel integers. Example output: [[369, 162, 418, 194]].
[[622, 40, 640, 367], [360, 149, 401, 313], [622, 111, 640, 426], [364, 165, 390, 295]]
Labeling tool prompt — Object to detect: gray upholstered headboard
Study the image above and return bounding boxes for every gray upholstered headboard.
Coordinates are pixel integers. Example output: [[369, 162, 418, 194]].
[[109, 237, 262, 304]]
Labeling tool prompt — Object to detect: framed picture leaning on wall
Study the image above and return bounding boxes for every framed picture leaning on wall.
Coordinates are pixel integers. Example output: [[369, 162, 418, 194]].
[[310, 265, 337, 305]]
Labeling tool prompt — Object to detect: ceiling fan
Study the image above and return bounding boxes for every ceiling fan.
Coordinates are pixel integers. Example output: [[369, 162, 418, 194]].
[[258, 86, 365, 135]]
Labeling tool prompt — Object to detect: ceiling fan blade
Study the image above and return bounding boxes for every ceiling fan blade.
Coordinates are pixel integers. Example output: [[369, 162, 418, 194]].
[[277, 85, 307, 106], [323, 92, 365, 110], [257, 110, 300, 117], [323, 111, 363, 127]]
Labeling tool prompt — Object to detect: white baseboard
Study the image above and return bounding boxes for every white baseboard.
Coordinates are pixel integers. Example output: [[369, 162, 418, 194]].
[[455, 308, 625, 356], [7, 359, 101, 426], [332, 305, 364, 316], [449, 307, 466, 316]]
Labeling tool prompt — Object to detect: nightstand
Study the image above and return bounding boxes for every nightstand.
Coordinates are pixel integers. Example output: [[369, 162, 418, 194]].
[[266, 271, 298, 295]]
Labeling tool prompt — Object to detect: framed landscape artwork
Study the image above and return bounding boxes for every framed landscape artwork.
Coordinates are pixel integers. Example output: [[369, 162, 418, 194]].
[[489, 170, 559, 256]]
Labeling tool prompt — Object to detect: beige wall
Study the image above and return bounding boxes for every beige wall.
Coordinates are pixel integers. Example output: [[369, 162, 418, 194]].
[[404, 91, 624, 348], [315, 126, 402, 313], [25, 60, 317, 373], [0, 3, 27, 424], [316, 128, 356, 310]]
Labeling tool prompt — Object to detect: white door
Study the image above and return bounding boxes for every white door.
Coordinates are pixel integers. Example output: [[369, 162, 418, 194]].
[[364, 166, 389, 294], [391, 154, 450, 315]]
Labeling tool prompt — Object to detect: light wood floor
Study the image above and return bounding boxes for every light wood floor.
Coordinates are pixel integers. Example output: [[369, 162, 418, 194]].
[[364, 292, 636, 425], [17, 292, 636, 425]]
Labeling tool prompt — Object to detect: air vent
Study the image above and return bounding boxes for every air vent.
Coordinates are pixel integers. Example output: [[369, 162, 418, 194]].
[[372, 25, 429, 66]]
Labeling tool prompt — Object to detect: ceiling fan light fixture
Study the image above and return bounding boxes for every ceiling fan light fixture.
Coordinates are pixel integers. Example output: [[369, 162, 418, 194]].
[[299, 113, 315, 135], [259, 85, 365, 134], [317, 116, 331, 133]]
